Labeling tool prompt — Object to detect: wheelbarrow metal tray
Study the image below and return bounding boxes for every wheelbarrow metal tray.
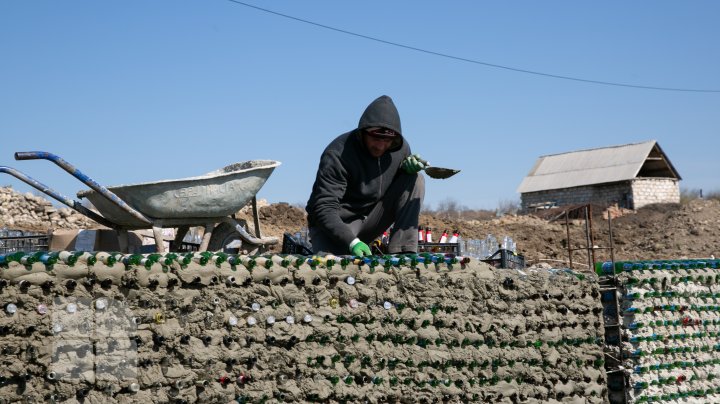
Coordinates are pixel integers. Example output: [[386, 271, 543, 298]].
[[77, 160, 280, 228]]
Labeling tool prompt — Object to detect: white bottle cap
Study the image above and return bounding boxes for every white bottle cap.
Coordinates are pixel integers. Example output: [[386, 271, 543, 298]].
[[286, 315, 295, 324], [346, 276, 356, 285], [383, 301, 393, 310], [266, 315, 276, 325], [5, 303, 17, 314], [66, 303, 78, 314], [247, 316, 257, 326], [251, 302, 261, 311], [227, 315, 238, 327], [37, 304, 48, 315], [95, 298, 108, 310], [303, 314, 313, 323]]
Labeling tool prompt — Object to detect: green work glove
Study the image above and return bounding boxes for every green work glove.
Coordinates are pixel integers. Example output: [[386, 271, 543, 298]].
[[350, 240, 372, 257], [401, 154, 425, 174]]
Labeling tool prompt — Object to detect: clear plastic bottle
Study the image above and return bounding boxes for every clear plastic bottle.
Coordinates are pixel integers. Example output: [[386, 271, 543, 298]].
[[486, 234, 497, 256]]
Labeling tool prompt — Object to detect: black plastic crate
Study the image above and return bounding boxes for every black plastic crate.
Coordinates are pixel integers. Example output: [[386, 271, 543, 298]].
[[481, 249, 525, 269], [281, 232, 313, 255], [0, 234, 50, 254], [418, 242, 459, 255]]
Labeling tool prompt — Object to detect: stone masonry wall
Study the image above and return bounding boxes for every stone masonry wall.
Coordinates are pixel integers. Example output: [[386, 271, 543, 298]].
[[521, 178, 680, 211], [631, 179, 680, 209], [521, 182, 632, 211]]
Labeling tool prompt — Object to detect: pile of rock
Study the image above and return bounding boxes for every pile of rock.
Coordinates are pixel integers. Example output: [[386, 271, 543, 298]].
[[0, 187, 101, 231]]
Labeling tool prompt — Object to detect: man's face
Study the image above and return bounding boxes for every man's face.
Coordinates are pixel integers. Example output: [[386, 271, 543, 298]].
[[363, 127, 397, 158]]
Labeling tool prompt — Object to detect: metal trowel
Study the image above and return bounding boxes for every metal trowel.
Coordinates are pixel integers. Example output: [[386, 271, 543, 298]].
[[417, 158, 460, 179]]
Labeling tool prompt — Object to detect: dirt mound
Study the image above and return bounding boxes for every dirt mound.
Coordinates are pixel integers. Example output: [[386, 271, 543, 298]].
[[3, 186, 719, 268]]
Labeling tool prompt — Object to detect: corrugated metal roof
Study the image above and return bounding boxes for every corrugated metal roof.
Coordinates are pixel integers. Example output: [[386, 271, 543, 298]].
[[517, 140, 680, 194]]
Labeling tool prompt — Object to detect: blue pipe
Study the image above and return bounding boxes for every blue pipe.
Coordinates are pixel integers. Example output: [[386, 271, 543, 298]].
[[14, 151, 153, 226]]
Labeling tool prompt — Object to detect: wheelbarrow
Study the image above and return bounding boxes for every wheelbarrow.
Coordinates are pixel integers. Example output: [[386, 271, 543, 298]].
[[0, 151, 281, 253]]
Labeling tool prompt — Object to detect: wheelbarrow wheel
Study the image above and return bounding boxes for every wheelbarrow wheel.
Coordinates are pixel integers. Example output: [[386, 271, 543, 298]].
[[207, 222, 263, 255]]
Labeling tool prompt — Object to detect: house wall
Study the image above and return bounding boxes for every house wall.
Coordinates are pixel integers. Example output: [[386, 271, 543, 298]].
[[520, 177, 681, 211], [520, 182, 633, 211], [630, 178, 680, 209]]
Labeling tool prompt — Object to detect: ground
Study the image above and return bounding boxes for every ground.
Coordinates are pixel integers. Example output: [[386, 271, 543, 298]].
[[3, 186, 719, 272], [241, 198, 720, 272]]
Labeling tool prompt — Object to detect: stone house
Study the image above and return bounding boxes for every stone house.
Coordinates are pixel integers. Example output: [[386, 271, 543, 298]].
[[517, 140, 681, 211]]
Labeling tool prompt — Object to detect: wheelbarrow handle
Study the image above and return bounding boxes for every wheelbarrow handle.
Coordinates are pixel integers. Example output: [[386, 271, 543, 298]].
[[14, 151, 43, 160], [0, 166, 118, 229], [14, 150, 154, 226]]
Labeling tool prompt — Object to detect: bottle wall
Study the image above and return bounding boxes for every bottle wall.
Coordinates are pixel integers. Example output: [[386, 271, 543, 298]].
[[0, 252, 606, 403], [612, 260, 720, 403]]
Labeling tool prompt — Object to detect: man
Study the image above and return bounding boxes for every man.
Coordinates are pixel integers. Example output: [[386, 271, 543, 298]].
[[306, 95, 425, 257]]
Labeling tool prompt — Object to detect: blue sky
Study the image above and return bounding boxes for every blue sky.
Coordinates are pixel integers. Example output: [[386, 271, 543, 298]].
[[1, 1, 718, 212]]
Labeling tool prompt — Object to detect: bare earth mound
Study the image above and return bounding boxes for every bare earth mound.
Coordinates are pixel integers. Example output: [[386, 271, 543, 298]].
[[3, 186, 719, 268]]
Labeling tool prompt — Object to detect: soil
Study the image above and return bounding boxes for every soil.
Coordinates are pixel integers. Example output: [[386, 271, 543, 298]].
[[4, 184, 719, 272], [241, 198, 720, 272]]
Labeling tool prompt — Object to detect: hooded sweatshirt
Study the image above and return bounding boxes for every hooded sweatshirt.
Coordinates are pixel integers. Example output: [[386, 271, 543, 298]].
[[306, 95, 411, 248]]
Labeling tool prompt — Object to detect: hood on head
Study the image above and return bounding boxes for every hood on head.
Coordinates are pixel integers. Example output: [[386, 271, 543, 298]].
[[357, 95, 403, 150]]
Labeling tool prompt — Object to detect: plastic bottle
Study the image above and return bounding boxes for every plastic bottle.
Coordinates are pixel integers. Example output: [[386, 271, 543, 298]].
[[486, 234, 497, 256], [439, 229, 448, 244], [449, 229, 459, 244], [425, 227, 433, 243]]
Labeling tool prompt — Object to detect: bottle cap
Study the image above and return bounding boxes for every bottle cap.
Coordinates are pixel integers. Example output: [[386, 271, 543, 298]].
[[154, 312, 165, 324], [383, 301, 393, 310], [349, 299, 359, 309], [66, 303, 78, 314], [246, 316, 257, 326], [286, 315, 295, 324], [346, 276, 356, 285], [227, 315, 238, 327], [36, 304, 48, 315], [266, 315, 276, 325], [5, 303, 17, 315], [303, 314, 313, 323], [95, 298, 108, 310], [251, 302, 261, 311]]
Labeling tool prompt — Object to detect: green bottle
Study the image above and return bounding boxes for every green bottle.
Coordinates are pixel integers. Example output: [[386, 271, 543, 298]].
[[16, 252, 39, 265], [122, 254, 143, 266], [36, 251, 58, 266], [212, 252, 228, 266]]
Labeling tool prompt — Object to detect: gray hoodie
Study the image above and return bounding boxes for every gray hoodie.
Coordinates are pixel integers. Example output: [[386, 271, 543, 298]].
[[306, 95, 412, 247]]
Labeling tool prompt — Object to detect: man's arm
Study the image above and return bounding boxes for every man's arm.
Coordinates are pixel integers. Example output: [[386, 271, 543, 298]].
[[308, 153, 356, 247]]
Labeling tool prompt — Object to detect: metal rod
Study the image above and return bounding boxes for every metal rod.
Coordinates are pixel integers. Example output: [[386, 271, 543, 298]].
[[14, 151, 153, 226], [173, 226, 190, 251], [536, 258, 589, 267], [565, 210, 573, 269], [0, 166, 118, 229], [220, 217, 279, 247], [251, 196, 262, 238], [608, 211, 616, 268], [584, 205, 593, 272], [589, 205, 596, 269]]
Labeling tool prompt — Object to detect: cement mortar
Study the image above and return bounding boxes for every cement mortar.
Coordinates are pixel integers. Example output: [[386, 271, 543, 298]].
[[0, 253, 606, 403]]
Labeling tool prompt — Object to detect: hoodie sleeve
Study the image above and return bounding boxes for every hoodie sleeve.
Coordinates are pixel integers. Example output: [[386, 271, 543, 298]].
[[309, 151, 357, 247]]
